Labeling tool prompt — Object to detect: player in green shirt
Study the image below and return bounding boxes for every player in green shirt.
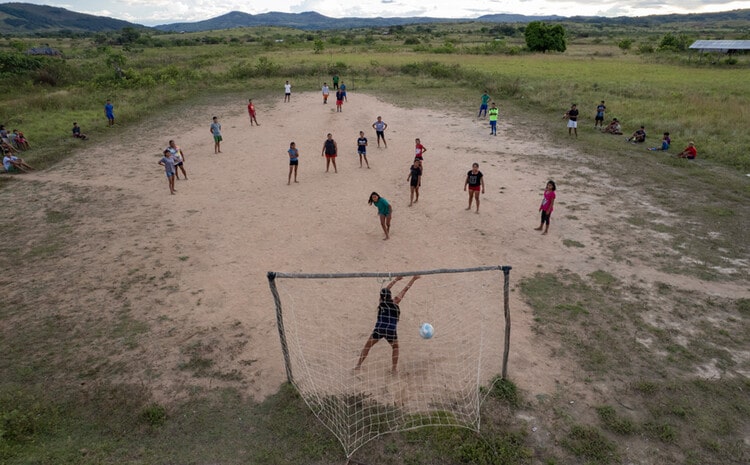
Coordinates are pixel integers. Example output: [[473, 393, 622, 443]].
[[478, 91, 490, 118]]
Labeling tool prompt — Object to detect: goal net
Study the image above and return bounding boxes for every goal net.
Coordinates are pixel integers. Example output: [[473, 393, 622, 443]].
[[267, 266, 511, 458]]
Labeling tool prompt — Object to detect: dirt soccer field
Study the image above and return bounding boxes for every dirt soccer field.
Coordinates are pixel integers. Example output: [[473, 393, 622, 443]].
[[3, 90, 747, 417]]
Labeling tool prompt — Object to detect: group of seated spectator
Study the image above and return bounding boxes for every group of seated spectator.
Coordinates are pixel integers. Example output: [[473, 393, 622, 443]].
[[2, 121, 92, 174], [599, 119, 697, 159], [1, 125, 29, 151], [1, 124, 35, 173]]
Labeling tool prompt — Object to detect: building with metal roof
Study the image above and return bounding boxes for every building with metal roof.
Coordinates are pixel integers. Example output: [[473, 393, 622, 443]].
[[689, 40, 750, 53]]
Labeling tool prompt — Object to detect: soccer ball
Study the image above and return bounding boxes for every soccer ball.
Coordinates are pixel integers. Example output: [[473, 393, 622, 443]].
[[419, 323, 434, 339]]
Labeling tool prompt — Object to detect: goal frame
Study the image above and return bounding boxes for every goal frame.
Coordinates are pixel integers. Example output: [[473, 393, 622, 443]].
[[266, 265, 513, 386]]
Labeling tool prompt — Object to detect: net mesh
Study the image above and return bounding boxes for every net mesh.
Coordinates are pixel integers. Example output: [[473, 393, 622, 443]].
[[269, 268, 508, 457]]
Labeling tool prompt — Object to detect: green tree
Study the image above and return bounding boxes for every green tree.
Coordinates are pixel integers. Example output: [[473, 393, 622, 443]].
[[119, 27, 141, 45], [658, 33, 688, 51], [524, 21, 566, 53]]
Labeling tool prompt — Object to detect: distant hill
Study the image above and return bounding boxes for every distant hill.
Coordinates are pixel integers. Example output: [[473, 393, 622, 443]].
[[0, 3, 748, 35], [567, 9, 750, 25], [154, 11, 562, 33], [0, 2, 145, 34]]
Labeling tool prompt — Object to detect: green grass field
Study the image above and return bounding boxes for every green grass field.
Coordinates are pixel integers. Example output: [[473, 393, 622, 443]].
[[1, 23, 749, 464]]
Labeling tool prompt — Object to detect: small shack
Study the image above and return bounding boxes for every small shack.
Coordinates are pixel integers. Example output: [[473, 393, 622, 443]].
[[25, 46, 62, 57], [688, 40, 750, 54]]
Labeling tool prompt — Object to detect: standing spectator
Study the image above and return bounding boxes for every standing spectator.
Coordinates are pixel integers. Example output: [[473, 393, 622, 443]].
[[407, 159, 422, 207], [247, 99, 260, 126], [534, 180, 557, 235], [168, 140, 187, 180], [357, 131, 369, 168], [105, 99, 115, 127], [284, 80, 291, 102], [414, 138, 427, 161], [335, 89, 344, 112], [287, 141, 299, 184], [210, 116, 222, 153], [489, 103, 499, 136], [72, 122, 88, 140], [332, 74, 339, 90], [158, 149, 176, 194], [594, 101, 606, 129], [464, 163, 485, 213], [340, 81, 348, 101], [564, 103, 579, 138], [322, 83, 330, 104], [478, 91, 490, 118], [321, 133, 338, 173], [372, 116, 388, 148]]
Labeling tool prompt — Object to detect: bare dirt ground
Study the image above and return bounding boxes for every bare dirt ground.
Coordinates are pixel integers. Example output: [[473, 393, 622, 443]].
[[5, 91, 748, 414]]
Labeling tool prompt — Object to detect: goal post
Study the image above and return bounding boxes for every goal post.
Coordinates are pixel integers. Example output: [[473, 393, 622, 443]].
[[266, 265, 512, 457]]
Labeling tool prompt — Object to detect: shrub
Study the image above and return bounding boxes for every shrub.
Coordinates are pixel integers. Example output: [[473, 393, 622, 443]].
[[489, 377, 522, 407], [618, 39, 633, 51], [638, 44, 655, 54], [562, 425, 619, 463], [0, 51, 42, 74], [140, 403, 167, 427], [255, 56, 280, 77]]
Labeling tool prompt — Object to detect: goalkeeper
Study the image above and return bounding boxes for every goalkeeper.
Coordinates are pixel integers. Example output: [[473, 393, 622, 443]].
[[355, 275, 420, 374]]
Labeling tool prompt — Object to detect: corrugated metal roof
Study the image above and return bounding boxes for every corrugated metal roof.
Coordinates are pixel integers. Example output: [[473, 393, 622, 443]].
[[689, 40, 750, 50]]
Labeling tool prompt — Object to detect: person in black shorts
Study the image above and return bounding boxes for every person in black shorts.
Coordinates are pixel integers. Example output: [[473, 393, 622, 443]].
[[355, 275, 421, 374], [407, 159, 422, 206]]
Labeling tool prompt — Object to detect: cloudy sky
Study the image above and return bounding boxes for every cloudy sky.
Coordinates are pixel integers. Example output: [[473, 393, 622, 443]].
[[10, 0, 750, 25]]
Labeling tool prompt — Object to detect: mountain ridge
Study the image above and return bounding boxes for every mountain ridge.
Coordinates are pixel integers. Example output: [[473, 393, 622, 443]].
[[0, 2, 748, 35]]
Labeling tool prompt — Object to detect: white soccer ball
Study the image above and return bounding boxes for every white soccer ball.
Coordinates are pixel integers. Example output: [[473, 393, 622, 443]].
[[419, 323, 434, 339]]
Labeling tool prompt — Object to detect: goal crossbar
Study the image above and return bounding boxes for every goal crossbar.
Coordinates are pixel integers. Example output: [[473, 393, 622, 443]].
[[268, 265, 511, 280]]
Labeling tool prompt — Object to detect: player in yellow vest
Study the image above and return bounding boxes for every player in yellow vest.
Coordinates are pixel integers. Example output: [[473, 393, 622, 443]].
[[488, 103, 499, 136]]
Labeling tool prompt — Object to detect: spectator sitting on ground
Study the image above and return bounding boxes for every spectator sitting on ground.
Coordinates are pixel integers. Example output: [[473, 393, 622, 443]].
[[627, 126, 646, 143], [676, 141, 697, 159], [72, 122, 88, 140], [601, 118, 622, 135], [0, 125, 8, 144], [1, 140, 18, 154], [12, 130, 29, 150], [3, 152, 34, 173], [648, 132, 670, 151]]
